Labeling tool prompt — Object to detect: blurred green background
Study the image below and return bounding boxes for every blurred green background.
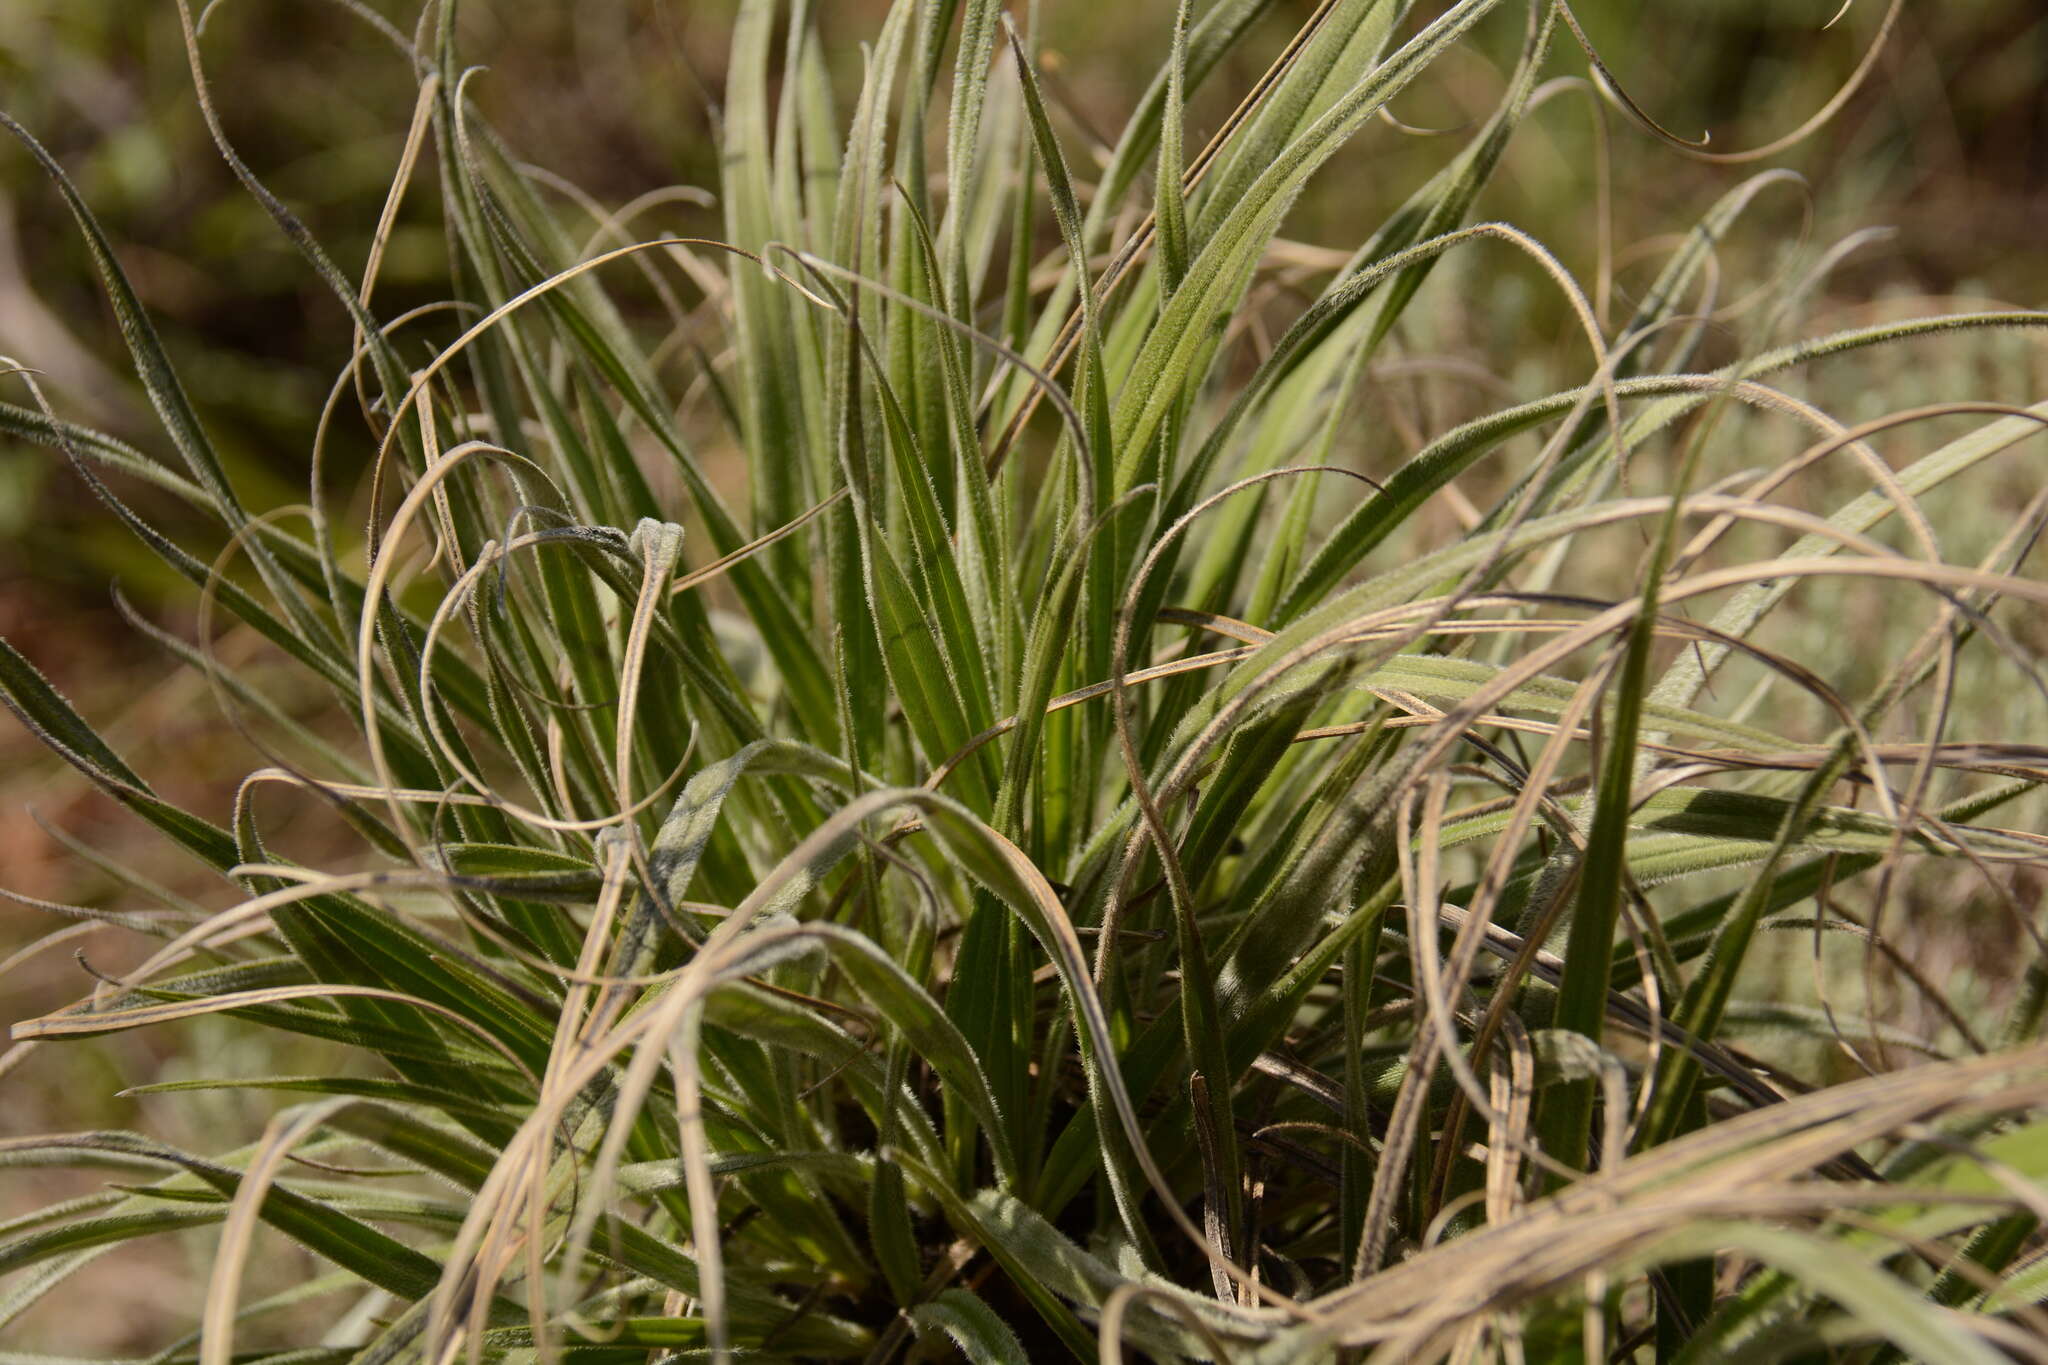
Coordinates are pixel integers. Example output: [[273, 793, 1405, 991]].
[[0, 0, 2042, 1353]]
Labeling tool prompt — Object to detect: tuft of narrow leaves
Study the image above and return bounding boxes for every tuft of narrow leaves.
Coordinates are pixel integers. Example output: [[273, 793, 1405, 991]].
[[5, 2, 2048, 1362]]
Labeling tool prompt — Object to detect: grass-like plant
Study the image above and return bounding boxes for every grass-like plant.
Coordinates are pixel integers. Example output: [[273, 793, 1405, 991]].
[[6, 1, 2048, 1360]]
